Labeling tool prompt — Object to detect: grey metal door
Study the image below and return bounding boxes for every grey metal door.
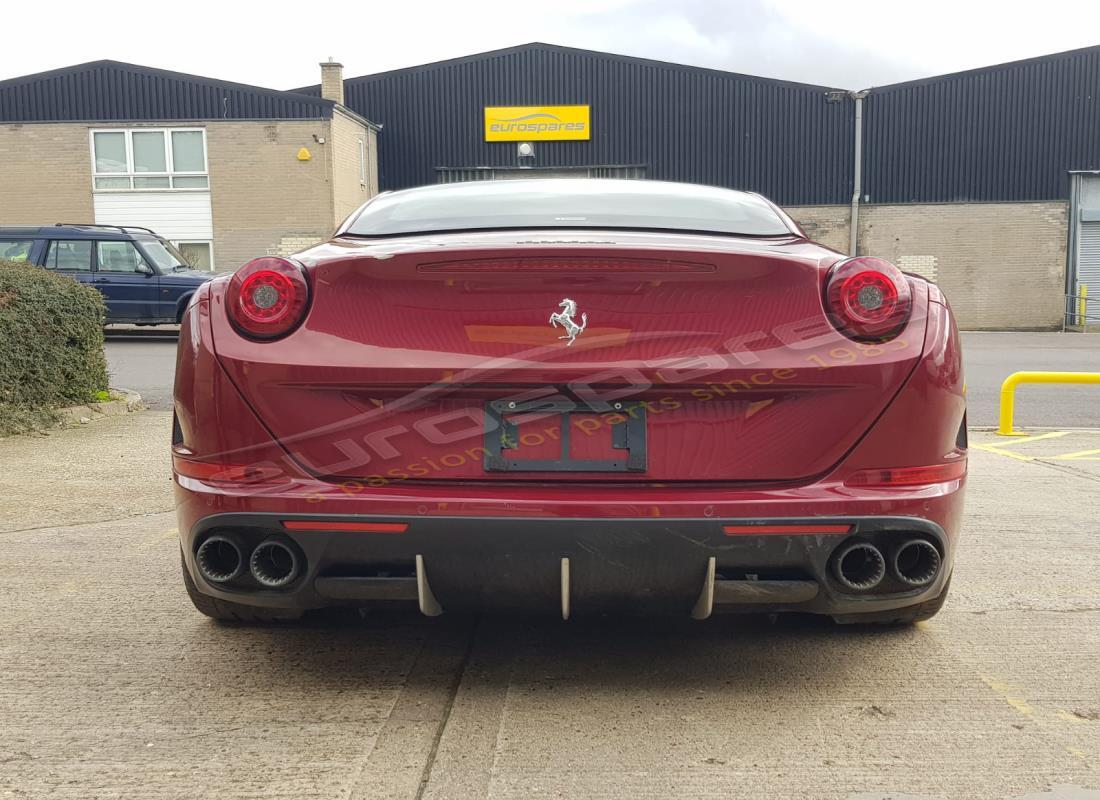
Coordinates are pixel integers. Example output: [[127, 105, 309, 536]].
[[1079, 219, 1100, 322]]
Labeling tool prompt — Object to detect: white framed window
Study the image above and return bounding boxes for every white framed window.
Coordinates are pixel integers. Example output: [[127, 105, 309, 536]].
[[174, 241, 214, 271], [357, 137, 367, 186], [90, 128, 209, 191]]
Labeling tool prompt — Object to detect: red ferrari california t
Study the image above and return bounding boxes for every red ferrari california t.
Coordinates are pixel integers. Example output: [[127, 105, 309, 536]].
[[173, 179, 965, 625]]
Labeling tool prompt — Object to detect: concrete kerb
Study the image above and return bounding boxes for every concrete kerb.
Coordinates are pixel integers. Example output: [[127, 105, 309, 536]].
[[53, 388, 145, 427]]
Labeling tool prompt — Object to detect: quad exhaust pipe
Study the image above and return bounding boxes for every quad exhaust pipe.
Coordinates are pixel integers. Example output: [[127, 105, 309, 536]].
[[892, 539, 941, 587], [195, 534, 245, 584], [832, 541, 886, 591], [832, 538, 942, 592], [195, 534, 303, 589], [250, 539, 302, 588]]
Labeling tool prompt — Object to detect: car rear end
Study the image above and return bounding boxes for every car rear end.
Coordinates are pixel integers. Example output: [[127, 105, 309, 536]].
[[173, 181, 965, 623]]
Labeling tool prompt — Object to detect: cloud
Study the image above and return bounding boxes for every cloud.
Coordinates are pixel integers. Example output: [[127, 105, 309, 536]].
[[541, 0, 926, 88], [0, 0, 1097, 91]]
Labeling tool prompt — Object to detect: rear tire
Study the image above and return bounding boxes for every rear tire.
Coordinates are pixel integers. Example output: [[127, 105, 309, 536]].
[[181, 553, 302, 623], [832, 576, 951, 626]]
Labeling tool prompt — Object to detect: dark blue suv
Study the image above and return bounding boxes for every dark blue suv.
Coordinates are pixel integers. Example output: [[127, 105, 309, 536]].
[[0, 224, 213, 324]]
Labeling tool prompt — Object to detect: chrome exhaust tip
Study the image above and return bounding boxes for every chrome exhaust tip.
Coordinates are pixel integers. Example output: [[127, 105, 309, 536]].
[[892, 539, 942, 587], [832, 541, 886, 591], [195, 534, 245, 584], [249, 539, 302, 588]]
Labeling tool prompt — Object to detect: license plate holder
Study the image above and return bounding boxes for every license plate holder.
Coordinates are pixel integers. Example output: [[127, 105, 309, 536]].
[[484, 398, 647, 472]]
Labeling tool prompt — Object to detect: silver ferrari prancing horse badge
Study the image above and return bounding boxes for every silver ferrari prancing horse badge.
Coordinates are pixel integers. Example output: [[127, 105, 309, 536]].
[[549, 298, 587, 346]]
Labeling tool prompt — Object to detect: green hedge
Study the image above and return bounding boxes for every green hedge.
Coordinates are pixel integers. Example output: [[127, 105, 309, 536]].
[[0, 260, 109, 433]]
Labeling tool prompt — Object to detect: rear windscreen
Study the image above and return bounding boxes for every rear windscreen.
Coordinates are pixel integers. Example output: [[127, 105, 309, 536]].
[[344, 180, 793, 237], [0, 240, 34, 262]]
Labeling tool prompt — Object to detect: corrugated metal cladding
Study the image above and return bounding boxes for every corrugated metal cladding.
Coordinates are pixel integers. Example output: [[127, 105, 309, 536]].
[[0, 61, 334, 122], [298, 45, 854, 205], [863, 47, 1100, 203]]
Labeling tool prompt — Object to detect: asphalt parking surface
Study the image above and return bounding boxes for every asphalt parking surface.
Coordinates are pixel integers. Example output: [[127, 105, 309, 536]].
[[963, 333, 1100, 428], [104, 329, 1100, 425], [1, 411, 1098, 799], [103, 327, 180, 409]]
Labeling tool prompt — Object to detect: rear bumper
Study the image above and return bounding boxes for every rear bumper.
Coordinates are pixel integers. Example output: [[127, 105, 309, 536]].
[[179, 508, 956, 618]]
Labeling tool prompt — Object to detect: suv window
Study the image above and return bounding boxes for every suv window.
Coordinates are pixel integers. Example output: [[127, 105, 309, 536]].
[[45, 241, 93, 271], [138, 238, 187, 271], [96, 241, 147, 273], [0, 240, 34, 262]]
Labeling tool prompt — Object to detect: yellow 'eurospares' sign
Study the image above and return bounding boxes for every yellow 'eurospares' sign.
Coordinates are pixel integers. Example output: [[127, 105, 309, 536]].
[[484, 105, 590, 141]]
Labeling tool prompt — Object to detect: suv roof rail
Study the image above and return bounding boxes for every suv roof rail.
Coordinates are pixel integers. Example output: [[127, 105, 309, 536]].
[[53, 223, 158, 235]]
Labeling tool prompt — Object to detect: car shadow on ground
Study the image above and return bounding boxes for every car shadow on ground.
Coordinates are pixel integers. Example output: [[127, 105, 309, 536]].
[[179, 608, 916, 694]]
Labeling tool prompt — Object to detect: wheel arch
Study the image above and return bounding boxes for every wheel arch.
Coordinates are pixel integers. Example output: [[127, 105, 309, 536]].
[[175, 291, 197, 323]]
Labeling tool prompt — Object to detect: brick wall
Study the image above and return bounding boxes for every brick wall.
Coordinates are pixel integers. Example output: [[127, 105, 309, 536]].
[[785, 202, 1068, 330], [274, 234, 325, 256], [330, 109, 378, 227], [860, 203, 1067, 330], [207, 120, 334, 270], [785, 206, 850, 254], [0, 123, 93, 222], [320, 63, 345, 106]]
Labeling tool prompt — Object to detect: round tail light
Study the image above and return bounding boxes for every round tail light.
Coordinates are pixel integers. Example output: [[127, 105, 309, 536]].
[[226, 257, 310, 340], [824, 256, 912, 341]]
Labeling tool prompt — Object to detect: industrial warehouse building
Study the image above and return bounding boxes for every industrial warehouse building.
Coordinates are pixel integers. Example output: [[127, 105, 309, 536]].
[[2, 43, 1099, 329]]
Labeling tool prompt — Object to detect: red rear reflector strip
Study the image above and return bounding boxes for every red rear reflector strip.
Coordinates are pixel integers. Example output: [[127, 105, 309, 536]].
[[172, 455, 285, 484], [723, 524, 852, 535], [281, 520, 408, 533], [845, 460, 967, 487]]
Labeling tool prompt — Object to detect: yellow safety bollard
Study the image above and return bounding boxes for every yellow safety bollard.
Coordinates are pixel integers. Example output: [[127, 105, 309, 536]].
[[1081, 285, 1088, 331], [998, 371, 1100, 435]]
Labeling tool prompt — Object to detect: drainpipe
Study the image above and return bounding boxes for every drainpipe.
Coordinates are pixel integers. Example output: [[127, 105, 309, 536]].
[[848, 90, 869, 256]]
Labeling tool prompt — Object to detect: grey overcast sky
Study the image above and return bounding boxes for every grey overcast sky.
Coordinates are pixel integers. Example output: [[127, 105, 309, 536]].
[[4, 0, 1100, 90]]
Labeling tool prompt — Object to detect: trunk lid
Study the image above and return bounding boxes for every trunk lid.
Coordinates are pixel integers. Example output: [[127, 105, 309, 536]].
[[212, 232, 926, 485]]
